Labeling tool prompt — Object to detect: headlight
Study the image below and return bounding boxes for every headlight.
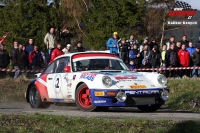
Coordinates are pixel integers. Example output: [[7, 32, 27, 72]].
[[116, 91, 127, 102], [102, 76, 112, 88], [157, 75, 167, 86], [161, 90, 169, 101]]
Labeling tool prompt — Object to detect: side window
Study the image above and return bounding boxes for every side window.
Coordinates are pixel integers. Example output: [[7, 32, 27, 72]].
[[55, 57, 69, 73], [44, 62, 55, 74]]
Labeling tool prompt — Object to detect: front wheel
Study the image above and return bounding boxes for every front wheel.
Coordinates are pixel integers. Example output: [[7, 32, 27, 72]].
[[75, 83, 97, 111], [137, 105, 161, 112], [29, 85, 50, 109]]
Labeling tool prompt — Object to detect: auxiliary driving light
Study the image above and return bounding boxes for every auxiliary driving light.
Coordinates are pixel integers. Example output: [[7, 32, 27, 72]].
[[116, 91, 127, 102], [161, 90, 169, 101]]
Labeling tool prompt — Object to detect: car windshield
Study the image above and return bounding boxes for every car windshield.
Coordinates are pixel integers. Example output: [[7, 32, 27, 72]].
[[72, 58, 128, 72]]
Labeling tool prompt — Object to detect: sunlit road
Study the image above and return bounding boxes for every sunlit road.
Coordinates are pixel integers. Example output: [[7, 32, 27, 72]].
[[0, 103, 200, 121]]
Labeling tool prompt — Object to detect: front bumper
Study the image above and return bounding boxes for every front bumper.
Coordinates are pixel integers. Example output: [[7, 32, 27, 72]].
[[90, 88, 169, 107]]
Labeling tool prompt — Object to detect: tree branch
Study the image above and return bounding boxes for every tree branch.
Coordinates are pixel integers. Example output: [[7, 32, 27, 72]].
[[73, 14, 87, 38]]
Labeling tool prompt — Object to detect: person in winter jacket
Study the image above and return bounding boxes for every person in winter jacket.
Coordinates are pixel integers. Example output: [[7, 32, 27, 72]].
[[192, 45, 200, 77], [149, 38, 158, 50], [140, 37, 149, 52], [160, 44, 167, 76], [0, 44, 10, 78], [166, 36, 176, 50], [106, 32, 121, 56], [62, 44, 71, 54], [178, 44, 190, 77], [180, 35, 189, 47], [10, 41, 18, 65], [149, 46, 161, 72], [140, 59, 150, 72], [126, 34, 139, 50], [73, 41, 86, 52], [119, 38, 128, 63], [50, 43, 64, 63], [12, 43, 28, 79], [186, 42, 196, 76], [129, 44, 140, 68], [29, 45, 44, 69], [165, 43, 179, 77], [25, 38, 34, 54], [60, 27, 73, 49], [129, 60, 136, 71]]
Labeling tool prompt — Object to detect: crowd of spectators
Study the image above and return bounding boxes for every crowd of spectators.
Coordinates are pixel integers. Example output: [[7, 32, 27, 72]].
[[107, 32, 200, 78]]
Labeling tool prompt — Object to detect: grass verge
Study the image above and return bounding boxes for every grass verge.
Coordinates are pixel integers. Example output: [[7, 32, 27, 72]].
[[0, 113, 200, 133], [0, 78, 200, 111]]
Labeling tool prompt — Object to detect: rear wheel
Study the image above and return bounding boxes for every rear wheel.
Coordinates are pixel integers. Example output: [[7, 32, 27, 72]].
[[29, 86, 50, 109], [75, 83, 97, 111], [137, 105, 161, 112]]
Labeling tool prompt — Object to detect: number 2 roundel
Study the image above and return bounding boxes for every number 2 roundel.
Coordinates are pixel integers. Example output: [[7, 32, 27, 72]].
[[53, 74, 62, 94]]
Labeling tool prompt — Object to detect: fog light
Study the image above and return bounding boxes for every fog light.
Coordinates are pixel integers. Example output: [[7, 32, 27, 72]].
[[161, 90, 169, 101], [116, 91, 127, 102]]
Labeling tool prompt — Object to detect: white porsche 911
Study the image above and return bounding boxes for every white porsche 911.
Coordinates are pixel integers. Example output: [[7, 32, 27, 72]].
[[26, 52, 169, 112]]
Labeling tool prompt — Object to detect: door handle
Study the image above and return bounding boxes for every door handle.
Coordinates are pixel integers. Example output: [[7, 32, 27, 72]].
[[48, 78, 53, 80]]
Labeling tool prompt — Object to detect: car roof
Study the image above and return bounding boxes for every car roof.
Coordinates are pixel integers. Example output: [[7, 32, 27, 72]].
[[54, 51, 116, 60]]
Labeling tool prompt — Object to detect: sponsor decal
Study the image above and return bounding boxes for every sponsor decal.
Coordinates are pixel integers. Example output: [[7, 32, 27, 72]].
[[125, 90, 159, 95], [80, 72, 97, 81], [94, 100, 106, 103], [53, 74, 62, 94], [94, 91, 105, 96], [130, 85, 147, 89], [115, 76, 137, 80], [73, 75, 76, 80]]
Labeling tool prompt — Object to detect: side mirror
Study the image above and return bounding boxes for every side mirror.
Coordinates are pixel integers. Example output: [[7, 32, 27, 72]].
[[64, 66, 71, 73]]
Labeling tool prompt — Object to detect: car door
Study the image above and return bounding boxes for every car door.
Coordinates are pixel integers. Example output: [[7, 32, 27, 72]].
[[46, 57, 70, 101]]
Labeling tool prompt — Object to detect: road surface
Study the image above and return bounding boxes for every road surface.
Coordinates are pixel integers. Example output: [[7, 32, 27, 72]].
[[0, 103, 200, 121]]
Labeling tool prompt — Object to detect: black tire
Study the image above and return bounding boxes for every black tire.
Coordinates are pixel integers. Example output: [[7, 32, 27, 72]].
[[75, 83, 97, 111], [29, 85, 50, 109], [137, 105, 161, 112]]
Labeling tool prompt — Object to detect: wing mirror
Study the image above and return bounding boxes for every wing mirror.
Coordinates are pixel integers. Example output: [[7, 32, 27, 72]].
[[64, 66, 71, 73]]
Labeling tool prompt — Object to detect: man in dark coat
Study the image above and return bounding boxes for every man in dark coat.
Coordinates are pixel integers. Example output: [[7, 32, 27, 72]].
[[73, 41, 85, 52], [12, 43, 28, 79], [0, 44, 10, 78], [149, 46, 161, 72], [192, 45, 200, 77], [60, 27, 73, 49]]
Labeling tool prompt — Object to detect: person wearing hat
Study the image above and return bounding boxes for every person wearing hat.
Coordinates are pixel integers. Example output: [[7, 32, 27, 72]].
[[0, 44, 10, 78], [119, 38, 128, 63], [73, 41, 85, 52], [62, 44, 71, 54], [12, 43, 28, 79], [139, 37, 149, 53], [192, 44, 200, 77], [149, 45, 161, 72], [106, 32, 121, 56]]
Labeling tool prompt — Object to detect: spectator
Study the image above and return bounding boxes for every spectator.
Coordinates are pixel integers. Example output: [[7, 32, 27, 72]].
[[140, 37, 149, 52], [119, 38, 128, 63], [175, 41, 181, 53], [60, 27, 73, 49], [140, 44, 150, 64], [140, 59, 150, 70], [166, 36, 176, 50], [126, 34, 139, 50], [129, 44, 140, 68], [10, 41, 18, 64], [149, 38, 158, 50], [180, 35, 189, 47], [50, 43, 64, 63], [129, 60, 136, 71], [0, 44, 10, 78], [25, 38, 34, 54], [62, 44, 71, 54], [12, 43, 28, 79], [106, 32, 121, 56], [178, 44, 190, 78], [192, 45, 200, 77], [161, 44, 167, 76], [186, 41, 196, 76], [44, 27, 56, 63], [29, 45, 44, 70], [73, 41, 86, 52], [149, 46, 161, 72], [166, 44, 178, 78]]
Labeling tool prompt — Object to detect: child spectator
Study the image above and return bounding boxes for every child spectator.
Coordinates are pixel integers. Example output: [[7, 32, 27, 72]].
[[62, 44, 71, 54], [129, 44, 140, 68], [129, 60, 136, 71]]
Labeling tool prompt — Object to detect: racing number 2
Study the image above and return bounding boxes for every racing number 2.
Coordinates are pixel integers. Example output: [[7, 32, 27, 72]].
[[55, 78, 59, 88]]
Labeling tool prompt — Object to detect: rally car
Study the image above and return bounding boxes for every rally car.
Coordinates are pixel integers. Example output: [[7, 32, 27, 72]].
[[26, 52, 169, 112]]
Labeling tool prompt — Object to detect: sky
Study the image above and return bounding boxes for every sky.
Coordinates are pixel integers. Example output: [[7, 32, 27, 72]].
[[181, 0, 200, 10]]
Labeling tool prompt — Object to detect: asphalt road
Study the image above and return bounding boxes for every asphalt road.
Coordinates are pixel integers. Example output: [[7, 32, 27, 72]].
[[0, 102, 200, 121]]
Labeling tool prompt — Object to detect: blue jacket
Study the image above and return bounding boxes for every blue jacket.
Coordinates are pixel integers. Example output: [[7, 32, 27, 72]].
[[129, 50, 137, 59], [186, 47, 196, 57], [129, 64, 136, 70], [25, 44, 34, 54], [106, 38, 120, 54]]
